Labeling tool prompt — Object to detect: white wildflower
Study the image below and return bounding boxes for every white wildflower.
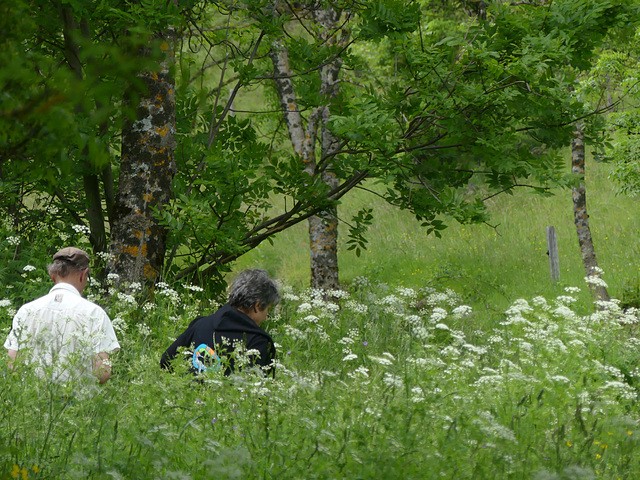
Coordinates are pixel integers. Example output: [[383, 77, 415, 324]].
[[352, 366, 369, 377], [0, 299, 12, 308], [549, 375, 571, 384], [555, 295, 578, 305], [328, 289, 350, 299], [506, 298, 533, 315], [6, 236, 20, 246], [369, 356, 393, 366], [463, 344, 487, 355], [112, 317, 126, 333], [297, 303, 312, 313], [553, 306, 577, 320], [532, 296, 549, 308], [96, 251, 115, 262], [23, 265, 36, 272], [325, 303, 340, 313], [338, 336, 355, 345], [137, 323, 151, 336], [71, 224, 90, 234], [107, 273, 120, 282], [440, 346, 460, 358], [564, 286, 581, 294], [452, 305, 472, 319], [383, 373, 403, 388], [410, 386, 425, 403], [585, 275, 608, 288], [352, 276, 371, 288], [425, 292, 449, 306], [142, 303, 156, 313], [412, 325, 430, 341], [397, 287, 416, 297], [430, 308, 448, 322], [342, 353, 358, 362], [284, 325, 307, 340], [345, 300, 368, 314], [117, 292, 137, 306], [302, 315, 319, 324]]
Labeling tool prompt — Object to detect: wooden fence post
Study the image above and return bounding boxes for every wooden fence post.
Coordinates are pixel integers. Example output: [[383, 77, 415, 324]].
[[546, 226, 560, 282]]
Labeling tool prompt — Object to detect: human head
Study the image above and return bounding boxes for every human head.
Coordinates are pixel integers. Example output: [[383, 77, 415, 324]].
[[228, 269, 280, 312], [48, 247, 91, 279]]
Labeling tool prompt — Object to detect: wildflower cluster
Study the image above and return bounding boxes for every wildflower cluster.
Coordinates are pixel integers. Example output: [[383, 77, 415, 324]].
[[3, 273, 640, 479]]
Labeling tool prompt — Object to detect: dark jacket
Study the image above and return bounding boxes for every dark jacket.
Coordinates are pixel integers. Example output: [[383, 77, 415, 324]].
[[160, 304, 276, 376]]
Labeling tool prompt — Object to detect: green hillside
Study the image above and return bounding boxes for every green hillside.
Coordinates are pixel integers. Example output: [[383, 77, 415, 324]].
[[236, 148, 640, 314]]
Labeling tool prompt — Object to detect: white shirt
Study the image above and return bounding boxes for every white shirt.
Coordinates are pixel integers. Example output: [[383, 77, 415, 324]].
[[4, 282, 120, 383]]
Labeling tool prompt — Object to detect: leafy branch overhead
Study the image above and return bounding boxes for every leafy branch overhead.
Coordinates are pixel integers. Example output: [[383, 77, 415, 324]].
[[1, 0, 638, 286]]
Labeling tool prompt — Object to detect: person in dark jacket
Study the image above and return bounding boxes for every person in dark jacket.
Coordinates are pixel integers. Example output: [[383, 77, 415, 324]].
[[160, 269, 280, 376]]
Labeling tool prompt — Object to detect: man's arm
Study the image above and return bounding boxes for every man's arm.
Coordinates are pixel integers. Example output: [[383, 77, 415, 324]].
[[7, 349, 17, 370], [93, 352, 112, 383]]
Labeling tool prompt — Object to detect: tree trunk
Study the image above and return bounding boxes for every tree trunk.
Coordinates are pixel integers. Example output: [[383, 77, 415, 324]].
[[59, 5, 110, 259], [308, 6, 345, 290], [572, 128, 610, 303], [108, 30, 177, 285]]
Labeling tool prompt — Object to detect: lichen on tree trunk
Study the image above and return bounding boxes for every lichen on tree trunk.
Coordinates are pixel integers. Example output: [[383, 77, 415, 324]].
[[109, 30, 177, 285], [571, 128, 609, 303]]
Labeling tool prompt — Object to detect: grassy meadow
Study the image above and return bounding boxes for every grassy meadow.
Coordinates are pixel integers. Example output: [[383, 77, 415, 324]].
[[240, 149, 640, 317], [2, 150, 640, 479]]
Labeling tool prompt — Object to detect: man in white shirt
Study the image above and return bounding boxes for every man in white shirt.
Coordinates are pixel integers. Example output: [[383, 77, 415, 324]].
[[4, 247, 120, 384]]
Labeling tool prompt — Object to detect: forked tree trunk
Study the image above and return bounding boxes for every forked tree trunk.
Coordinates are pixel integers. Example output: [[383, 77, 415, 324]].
[[108, 30, 177, 284], [269, 5, 344, 290], [307, 6, 344, 290], [572, 128, 610, 303]]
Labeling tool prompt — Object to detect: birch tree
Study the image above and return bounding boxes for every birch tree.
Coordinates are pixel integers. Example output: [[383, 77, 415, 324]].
[[268, 3, 346, 289], [571, 127, 610, 302]]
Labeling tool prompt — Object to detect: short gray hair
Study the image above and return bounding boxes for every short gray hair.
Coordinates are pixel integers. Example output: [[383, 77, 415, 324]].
[[228, 269, 280, 311], [47, 260, 88, 279]]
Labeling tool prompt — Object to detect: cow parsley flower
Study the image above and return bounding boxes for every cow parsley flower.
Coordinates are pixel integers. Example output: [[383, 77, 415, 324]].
[[585, 275, 608, 288], [383, 373, 403, 388], [72, 224, 90, 235], [23, 265, 36, 272], [369, 356, 393, 366], [452, 305, 472, 319]]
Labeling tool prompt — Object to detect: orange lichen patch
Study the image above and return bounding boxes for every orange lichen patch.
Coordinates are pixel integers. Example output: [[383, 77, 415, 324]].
[[168, 89, 173, 95], [288, 103, 295, 111], [123, 245, 140, 256], [160, 42, 169, 51], [155, 125, 169, 136], [133, 230, 143, 239], [143, 193, 154, 202], [150, 72, 159, 80], [156, 94, 163, 102], [144, 264, 157, 280]]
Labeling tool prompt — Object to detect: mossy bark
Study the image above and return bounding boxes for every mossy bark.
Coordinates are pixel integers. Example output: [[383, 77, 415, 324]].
[[109, 30, 177, 284]]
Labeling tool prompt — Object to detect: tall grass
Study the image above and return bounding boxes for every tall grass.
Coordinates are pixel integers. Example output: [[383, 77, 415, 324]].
[[1, 276, 639, 479]]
